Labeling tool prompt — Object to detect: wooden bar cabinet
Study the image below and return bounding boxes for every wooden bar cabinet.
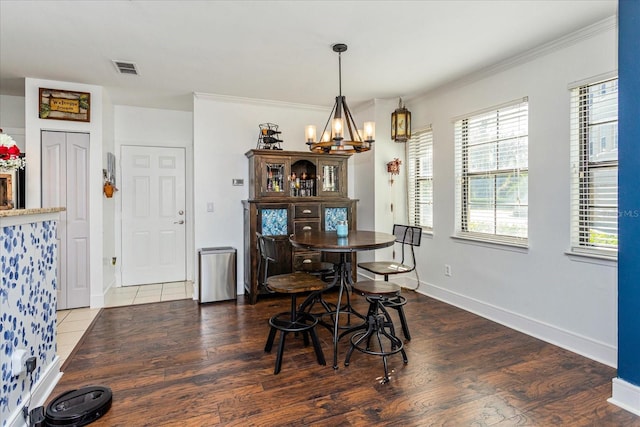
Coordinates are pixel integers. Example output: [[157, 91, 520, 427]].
[[242, 149, 357, 304]]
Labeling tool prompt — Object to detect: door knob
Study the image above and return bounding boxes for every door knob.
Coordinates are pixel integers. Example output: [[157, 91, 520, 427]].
[[178, 210, 184, 215], [174, 220, 185, 224]]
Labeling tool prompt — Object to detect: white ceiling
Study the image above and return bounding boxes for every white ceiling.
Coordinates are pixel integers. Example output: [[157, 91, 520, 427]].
[[0, 0, 618, 112]]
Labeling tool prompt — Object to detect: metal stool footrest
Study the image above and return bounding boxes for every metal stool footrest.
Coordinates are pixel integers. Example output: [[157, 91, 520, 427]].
[[344, 294, 408, 383], [265, 310, 325, 375], [269, 311, 318, 333]]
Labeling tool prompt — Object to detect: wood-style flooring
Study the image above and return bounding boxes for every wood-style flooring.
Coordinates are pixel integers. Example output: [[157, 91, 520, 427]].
[[49, 291, 640, 426]]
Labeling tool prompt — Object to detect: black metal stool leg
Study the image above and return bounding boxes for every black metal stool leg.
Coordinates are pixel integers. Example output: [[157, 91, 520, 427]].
[[310, 327, 326, 366], [345, 315, 376, 366], [265, 326, 277, 352], [396, 306, 411, 341], [274, 331, 287, 375]]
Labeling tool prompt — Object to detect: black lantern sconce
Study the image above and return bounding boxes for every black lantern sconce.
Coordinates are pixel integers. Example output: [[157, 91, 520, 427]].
[[391, 98, 411, 142]]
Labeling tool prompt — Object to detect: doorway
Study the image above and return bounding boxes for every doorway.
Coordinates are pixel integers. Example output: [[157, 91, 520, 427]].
[[120, 145, 187, 286], [41, 130, 90, 310]]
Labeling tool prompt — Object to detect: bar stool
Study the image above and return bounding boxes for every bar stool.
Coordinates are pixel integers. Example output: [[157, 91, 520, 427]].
[[357, 224, 422, 341], [259, 234, 329, 374], [344, 280, 408, 383]]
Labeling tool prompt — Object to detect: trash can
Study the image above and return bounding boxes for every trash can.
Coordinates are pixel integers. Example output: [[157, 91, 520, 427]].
[[198, 247, 237, 303]]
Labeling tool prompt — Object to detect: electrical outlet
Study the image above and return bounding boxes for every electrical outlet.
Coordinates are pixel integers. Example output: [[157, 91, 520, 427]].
[[444, 264, 452, 277]]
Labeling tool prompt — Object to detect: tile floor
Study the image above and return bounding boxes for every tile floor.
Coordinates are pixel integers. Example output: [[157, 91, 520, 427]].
[[56, 281, 193, 366]]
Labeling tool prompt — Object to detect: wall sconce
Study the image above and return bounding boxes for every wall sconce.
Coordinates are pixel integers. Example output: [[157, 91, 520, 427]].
[[387, 158, 402, 185], [391, 98, 411, 142]]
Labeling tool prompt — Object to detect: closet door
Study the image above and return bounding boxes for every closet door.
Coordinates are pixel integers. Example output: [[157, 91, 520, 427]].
[[42, 130, 90, 310]]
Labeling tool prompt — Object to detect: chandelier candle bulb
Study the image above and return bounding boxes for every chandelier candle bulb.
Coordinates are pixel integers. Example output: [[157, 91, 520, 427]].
[[364, 122, 375, 141], [333, 117, 343, 140], [305, 125, 317, 143]]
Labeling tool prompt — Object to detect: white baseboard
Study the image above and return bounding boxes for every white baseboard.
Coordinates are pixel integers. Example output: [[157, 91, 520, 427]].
[[382, 274, 617, 367], [609, 378, 640, 416], [7, 356, 62, 427]]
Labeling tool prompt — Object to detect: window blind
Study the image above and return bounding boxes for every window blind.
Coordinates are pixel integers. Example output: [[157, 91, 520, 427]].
[[570, 78, 618, 256], [407, 128, 433, 229], [454, 99, 529, 246]]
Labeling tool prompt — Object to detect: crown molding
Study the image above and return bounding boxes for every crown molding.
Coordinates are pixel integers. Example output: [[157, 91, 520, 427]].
[[408, 15, 617, 103], [193, 92, 329, 112]]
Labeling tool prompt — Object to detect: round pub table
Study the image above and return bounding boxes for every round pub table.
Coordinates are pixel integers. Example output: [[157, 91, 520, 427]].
[[290, 230, 395, 369]]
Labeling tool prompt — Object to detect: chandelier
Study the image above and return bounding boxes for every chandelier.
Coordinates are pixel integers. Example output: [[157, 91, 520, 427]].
[[306, 43, 375, 154]]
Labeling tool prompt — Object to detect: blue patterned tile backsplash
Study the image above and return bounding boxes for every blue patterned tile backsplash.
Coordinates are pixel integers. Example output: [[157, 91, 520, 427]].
[[261, 208, 288, 236], [1, 220, 58, 426], [325, 207, 348, 231]]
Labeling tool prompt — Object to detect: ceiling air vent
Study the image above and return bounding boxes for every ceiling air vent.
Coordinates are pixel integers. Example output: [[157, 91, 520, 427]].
[[112, 60, 139, 75]]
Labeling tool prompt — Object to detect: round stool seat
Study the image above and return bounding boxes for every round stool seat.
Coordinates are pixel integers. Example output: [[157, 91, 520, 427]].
[[267, 272, 328, 293], [352, 280, 401, 297]]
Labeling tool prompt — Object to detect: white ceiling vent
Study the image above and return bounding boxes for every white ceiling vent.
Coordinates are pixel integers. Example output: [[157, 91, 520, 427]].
[[112, 60, 139, 75]]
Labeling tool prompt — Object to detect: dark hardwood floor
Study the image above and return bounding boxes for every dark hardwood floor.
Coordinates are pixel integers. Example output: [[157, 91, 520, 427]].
[[49, 291, 640, 426]]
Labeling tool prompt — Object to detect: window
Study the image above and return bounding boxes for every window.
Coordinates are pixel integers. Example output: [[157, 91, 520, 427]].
[[407, 128, 433, 229], [454, 98, 529, 246], [570, 77, 618, 256]]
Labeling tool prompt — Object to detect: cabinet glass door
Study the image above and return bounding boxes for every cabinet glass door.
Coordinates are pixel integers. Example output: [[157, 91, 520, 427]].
[[260, 157, 290, 197], [322, 164, 338, 192], [318, 159, 345, 197]]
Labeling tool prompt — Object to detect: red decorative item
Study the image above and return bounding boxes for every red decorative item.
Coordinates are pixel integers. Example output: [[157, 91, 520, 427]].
[[0, 128, 26, 171], [387, 158, 402, 185]]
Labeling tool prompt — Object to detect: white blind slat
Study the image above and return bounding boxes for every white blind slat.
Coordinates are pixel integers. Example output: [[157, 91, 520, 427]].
[[407, 129, 433, 229], [570, 77, 618, 254], [454, 99, 529, 245]]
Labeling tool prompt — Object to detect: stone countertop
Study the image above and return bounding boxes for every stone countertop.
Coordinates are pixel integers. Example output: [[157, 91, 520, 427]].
[[0, 207, 66, 218]]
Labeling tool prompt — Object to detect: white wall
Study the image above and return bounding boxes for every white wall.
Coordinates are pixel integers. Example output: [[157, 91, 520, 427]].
[[102, 90, 116, 292], [24, 78, 105, 308], [0, 94, 26, 150], [114, 105, 194, 286], [380, 22, 618, 366], [192, 93, 330, 295], [351, 98, 406, 264]]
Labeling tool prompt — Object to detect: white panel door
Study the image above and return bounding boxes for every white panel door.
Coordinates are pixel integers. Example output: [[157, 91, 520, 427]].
[[41, 130, 90, 310], [121, 146, 186, 285]]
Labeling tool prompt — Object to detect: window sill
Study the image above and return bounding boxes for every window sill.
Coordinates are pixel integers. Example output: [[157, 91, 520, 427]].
[[565, 249, 617, 266], [451, 234, 529, 253]]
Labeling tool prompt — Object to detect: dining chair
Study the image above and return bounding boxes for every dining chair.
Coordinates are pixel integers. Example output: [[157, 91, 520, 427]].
[[256, 232, 276, 294], [258, 233, 329, 374], [357, 224, 422, 341]]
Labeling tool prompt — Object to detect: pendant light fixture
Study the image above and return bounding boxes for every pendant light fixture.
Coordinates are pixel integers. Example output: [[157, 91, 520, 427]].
[[307, 43, 375, 154], [391, 98, 411, 142]]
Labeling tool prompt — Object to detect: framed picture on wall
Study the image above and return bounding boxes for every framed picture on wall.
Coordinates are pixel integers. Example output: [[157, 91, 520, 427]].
[[39, 88, 90, 122]]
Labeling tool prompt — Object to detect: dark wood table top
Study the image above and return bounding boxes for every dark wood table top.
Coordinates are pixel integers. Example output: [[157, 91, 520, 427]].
[[289, 230, 395, 253]]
